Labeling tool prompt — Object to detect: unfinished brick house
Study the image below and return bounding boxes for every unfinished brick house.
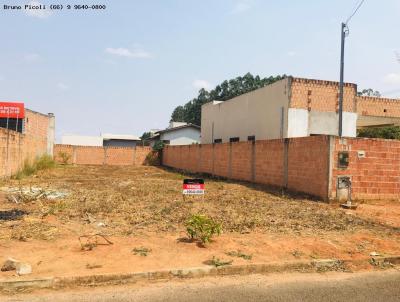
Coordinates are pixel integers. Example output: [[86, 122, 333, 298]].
[[0, 103, 55, 177], [201, 77, 400, 144], [162, 78, 400, 201]]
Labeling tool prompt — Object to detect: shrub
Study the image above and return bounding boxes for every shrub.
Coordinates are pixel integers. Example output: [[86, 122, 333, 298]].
[[58, 151, 71, 165], [357, 126, 400, 140], [144, 151, 160, 166], [185, 214, 222, 245], [14, 154, 56, 179], [35, 154, 56, 170], [152, 141, 164, 151]]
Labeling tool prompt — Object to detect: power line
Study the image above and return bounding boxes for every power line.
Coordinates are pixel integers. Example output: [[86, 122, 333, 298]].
[[345, 0, 366, 25]]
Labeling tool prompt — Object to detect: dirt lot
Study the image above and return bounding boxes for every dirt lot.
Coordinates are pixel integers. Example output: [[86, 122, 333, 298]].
[[0, 165, 399, 279]]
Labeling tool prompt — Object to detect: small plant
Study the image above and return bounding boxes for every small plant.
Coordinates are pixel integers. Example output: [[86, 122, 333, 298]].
[[13, 155, 56, 179], [42, 200, 68, 215], [209, 256, 233, 267], [35, 154, 56, 170], [226, 250, 252, 260], [58, 151, 71, 165], [186, 214, 222, 245], [132, 246, 152, 256]]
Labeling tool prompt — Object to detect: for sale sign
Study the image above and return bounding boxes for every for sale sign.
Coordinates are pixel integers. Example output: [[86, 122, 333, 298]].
[[0, 102, 25, 118], [183, 179, 205, 195]]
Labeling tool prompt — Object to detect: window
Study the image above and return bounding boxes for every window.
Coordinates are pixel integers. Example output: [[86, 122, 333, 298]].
[[162, 140, 170, 145], [247, 135, 255, 142], [229, 137, 239, 143], [338, 151, 349, 169], [214, 139, 222, 144]]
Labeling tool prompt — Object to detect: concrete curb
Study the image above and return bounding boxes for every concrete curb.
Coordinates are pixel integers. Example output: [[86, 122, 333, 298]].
[[0, 256, 399, 292]]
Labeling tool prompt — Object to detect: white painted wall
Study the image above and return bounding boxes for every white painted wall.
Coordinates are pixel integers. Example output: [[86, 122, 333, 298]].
[[342, 112, 357, 137], [61, 135, 103, 146], [201, 78, 290, 143], [201, 77, 357, 141], [160, 127, 200, 145], [309, 111, 339, 135], [308, 111, 357, 137], [287, 108, 308, 137]]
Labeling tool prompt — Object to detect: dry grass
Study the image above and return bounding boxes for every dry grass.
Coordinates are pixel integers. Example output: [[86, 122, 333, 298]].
[[0, 165, 396, 241], [10, 220, 58, 241]]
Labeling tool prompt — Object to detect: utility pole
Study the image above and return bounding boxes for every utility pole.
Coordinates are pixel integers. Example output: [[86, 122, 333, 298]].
[[338, 22, 346, 137], [338, 0, 365, 137]]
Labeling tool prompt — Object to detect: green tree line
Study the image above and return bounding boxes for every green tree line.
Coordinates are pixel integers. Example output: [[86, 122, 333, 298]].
[[170, 73, 286, 126]]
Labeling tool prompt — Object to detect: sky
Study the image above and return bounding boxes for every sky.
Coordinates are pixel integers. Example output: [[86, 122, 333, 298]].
[[0, 0, 399, 141]]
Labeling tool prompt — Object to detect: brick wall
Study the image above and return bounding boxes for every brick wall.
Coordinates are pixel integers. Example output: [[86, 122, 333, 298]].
[[0, 109, 52, 177], [287, 136, 329, 198], [214, 143, 230, 178], [53, 144, 153, 166], [290, 78, 357, 112], [331, 137, 400, 200], [290, 78, 400, 120], [163, 136, 330, 200], [0, 129, 23, 177], [356, 96, 400, 118], [199, 144, 213, 174], [254, 139, 285, 187], [230, 142, 253, 181]]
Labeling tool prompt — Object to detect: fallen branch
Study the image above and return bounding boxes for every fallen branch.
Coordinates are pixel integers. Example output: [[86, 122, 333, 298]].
[[79, 233, 113, 251]]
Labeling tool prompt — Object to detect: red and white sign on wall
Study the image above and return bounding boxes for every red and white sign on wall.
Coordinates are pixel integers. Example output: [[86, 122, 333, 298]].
[[183, 179, 205, 195], [0, 102, 25, 118]]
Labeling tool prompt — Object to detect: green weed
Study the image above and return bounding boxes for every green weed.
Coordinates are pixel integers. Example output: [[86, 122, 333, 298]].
[[186, 214, 222, 245], [13, 155, 55, 179]]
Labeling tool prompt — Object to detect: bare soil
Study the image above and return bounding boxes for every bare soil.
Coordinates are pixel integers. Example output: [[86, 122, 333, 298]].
[[0, 165, 399, 279]]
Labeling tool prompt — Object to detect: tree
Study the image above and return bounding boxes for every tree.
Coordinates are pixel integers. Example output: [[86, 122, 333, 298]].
[[357, 88, 381, 97], [140, 132, 152, 140], [170, 73, 286, 126], [171, 106, 186, 122]]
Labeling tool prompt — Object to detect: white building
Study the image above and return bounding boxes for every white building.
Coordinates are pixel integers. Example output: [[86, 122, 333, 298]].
[[61, 135, 103, 146], [201, 77, 359, 144], [61, 133, 141, 147], [148, 122, 201, 146]]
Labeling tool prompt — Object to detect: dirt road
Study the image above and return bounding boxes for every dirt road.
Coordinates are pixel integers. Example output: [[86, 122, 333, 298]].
[[3, 270, 400, 302]]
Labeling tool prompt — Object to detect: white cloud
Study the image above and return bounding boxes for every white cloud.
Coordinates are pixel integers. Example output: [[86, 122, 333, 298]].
[[57, 82, 69, 91], [192, 79, 212, 90], [383, 73, 400, 85], [24, 53, 40, 62], [24, 1, 52, 18], [105, 47, 152, 59], [230, 1, 252, 14]]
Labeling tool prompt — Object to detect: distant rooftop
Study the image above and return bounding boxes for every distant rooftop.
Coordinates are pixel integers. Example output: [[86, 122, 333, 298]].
[[156, 123, 200, 135], [102, 133, 140, 141]]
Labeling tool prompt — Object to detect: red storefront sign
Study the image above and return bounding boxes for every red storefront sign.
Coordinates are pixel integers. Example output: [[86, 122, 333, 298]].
[[0, 102, 25, 118], [183, 179, 205, 195]]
